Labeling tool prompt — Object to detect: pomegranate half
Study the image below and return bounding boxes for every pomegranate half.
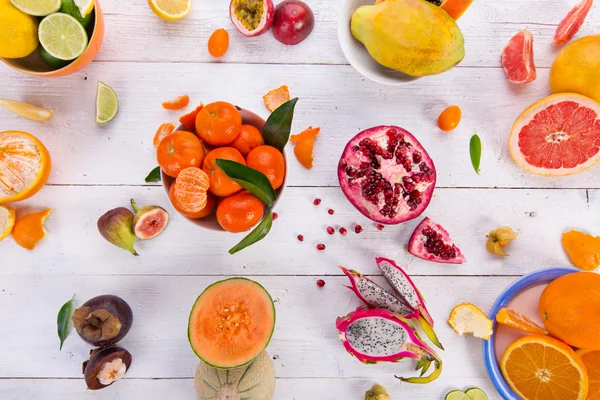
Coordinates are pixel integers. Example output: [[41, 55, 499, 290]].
[[337, 126, 436, 224], [229, 0, 275, 37]]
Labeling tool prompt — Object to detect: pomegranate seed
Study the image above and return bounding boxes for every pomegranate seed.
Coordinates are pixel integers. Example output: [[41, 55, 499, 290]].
[[376, 224, 385, 231], [339, 227, 347, 236], [355, 224, 363, 234], [328, 209, 335, 215], [313, 198, 321, 206], [316, 244, 326, 250], [297, 235, 304, 242], [273, 212, 278, 220], [327, 226, 335, 235], [316, 279, 325, 287]]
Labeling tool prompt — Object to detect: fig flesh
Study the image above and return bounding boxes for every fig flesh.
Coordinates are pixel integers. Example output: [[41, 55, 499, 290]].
[[97, 207, 139, 256], [83, 346, 132, 390], [72, 295, 134, 347], [130, 199, 169, 240], [230, 0, 274, 37], [272, 0, 315, 45]]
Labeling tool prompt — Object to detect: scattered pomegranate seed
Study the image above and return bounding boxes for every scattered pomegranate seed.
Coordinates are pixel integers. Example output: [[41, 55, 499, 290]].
[[297, 235, 304, 242], [328, 209, 335, 215], [327, 226, 335, 235], [273, 212, 278, 220], [355, 224, 363, 234], [316, 279, 326, 287], [313, 198, 321, 206], [376, 224, 385, 231], [316, 243, 326, 250], [339, 227, 347, 235]]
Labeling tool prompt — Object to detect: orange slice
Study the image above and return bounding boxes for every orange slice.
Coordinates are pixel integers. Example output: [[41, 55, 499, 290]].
[[562, 230, 600, 271], [496, 308, 548, 335], [501, 335, 589, 400], [263, 85, 290, 112], [12, 209, 52, 250], [153, 122, 176, 148], [0, 131, 51, 203], [0, 204, 16, 242], [0, 99, 52, 122], [576, 349, 600, 400], [448, 303, 493, 340], [291, 126, 319, 169], [162, 95, 190, 110]]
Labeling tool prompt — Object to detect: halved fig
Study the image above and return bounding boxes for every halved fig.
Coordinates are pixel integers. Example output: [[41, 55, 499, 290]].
[[131, 199, 169, 240], [83, 346, 132, 390], [72, 295, 134, 347], [229, 0, 274, 37]]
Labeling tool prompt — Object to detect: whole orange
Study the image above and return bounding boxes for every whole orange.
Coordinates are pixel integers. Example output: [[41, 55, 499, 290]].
[[231, 125, 265, 156], [539, 272, 600, 350], [157, 131, 205, 178], [195, 102, 242, 146], [216, 192, 264, 233], [170, 186, 216, 219], [246, 145, 285, 190], [202, 147, 246, 197]]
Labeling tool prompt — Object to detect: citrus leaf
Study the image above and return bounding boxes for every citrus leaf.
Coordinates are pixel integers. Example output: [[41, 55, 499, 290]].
[[470, 134, 481, 174], [229, 211, 273, 255], [263, 97, 299, 151], [215, 159, 276, 207], [145, 166, 161, 183], [57, 295, 75, 351]]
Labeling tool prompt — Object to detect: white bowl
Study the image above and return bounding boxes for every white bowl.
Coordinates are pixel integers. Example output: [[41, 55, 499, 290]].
[[338, 0, 419, 85]]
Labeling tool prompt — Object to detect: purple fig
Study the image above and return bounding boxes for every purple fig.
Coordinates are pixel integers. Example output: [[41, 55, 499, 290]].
[[130, 199, 169, 240], [83, 346, 132, 390], [97, 207, 138, 256], [72, 295, 133, 347]]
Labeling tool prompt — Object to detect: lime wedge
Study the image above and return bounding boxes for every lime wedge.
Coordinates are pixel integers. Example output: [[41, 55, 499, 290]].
[[96, 81, 119, 125], [10, 0, 61, 16], [445, 390, 470, 400], [465, 388, 489, 400], [38, 13, 88, 61]]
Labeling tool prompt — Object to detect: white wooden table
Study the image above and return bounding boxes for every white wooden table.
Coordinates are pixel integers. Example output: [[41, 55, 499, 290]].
[[1, 0, 598, 398]]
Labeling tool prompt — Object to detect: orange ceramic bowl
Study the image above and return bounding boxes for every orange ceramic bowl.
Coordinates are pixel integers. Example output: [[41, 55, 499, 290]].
[[1, 0, 104, 77]]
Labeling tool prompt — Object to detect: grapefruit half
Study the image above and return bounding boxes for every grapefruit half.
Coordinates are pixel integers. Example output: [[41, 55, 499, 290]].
[[509, 93, 600, 176]]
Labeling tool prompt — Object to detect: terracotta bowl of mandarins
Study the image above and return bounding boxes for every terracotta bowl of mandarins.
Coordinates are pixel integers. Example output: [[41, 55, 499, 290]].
[[157, 101, 288, 232]]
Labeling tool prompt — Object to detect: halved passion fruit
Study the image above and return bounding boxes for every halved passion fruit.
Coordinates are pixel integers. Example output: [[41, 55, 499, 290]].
[[229, 0, 274, 37]]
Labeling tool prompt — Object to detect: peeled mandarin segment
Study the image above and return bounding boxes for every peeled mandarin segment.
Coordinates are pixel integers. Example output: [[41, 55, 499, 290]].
[[0, 99, 52, 122], [162, 95, 190, 110], [153, 122, 176, 148], [263, 85, 291, 112], [179, 104, 203, 130], [172, 167, 209, 214], [562, 230, 600, 271], [0, 204, 16, 242], [496, 308, 548, 335], [447, 303, 493, 340], [11, 209, 52, 251]]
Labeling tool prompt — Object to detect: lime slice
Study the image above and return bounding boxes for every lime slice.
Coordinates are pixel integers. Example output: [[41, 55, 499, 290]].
[[96, 81, 119, 125], [10, 0, 61, 16], [59, 0, 93, 28], [73, 0, 93, 17], [465, 388, 489, 400], [38, 13, 88, 61], [445, 390, 470, 400]]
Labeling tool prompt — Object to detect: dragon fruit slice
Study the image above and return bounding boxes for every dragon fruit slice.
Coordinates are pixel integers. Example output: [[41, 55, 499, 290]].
[[408, 217, 466, 264], [336, 307, 442, 384]]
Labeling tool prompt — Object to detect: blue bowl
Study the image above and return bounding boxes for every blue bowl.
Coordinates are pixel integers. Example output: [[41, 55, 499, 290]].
[[482, 267, 578, 400]]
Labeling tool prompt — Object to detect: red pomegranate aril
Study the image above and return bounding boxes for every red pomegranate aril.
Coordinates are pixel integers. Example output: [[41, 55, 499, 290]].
[[313, 198, 321, 206], [273, 212, 278, 220], [316, 279, 325, 287], [327, 226, 335, 235], [355, 224, 363, 234], [297, 235, 304, 242], [339, 227, 347, 235], [376, 224, 385, 231], [316, 243, 326, 250], [328, 209, 334, 215]]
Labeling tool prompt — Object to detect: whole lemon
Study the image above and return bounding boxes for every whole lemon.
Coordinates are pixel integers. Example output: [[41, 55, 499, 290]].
[[550, 35, 600, 103], [0, 0, 39, 59]]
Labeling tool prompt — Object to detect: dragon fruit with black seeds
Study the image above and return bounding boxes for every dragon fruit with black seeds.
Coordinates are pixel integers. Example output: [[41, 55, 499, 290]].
[[336, 307, 442, 384], [408, 217, 466, 264]]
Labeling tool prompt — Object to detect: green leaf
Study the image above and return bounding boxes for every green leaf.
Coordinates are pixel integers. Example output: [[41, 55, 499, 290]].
[[145, 166, 161, 183], [470, 134, 482, 174], [215, 159, 276, 207], [57, 295, 75, 351], [263, 97, 299, 151], [229, 211, 273, 255]]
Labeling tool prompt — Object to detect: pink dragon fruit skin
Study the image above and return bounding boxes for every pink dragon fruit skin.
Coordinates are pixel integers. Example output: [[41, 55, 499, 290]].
[[336, 307, 442, 384]]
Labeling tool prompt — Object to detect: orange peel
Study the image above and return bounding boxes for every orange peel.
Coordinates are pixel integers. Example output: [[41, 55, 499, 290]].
[[0, 204, 16, 242], [562, 230, 600, 271], [291, 126, 320, 169], [263, 85, 291, 112], [448, 303, 493, 340], [496, 308, 548, 335], [179, 103, 204, 131], [12, 209, 52, 250], [153, 122, 176, 148]]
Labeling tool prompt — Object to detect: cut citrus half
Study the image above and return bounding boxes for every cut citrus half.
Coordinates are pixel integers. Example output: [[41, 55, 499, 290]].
[[562, 229, 600, 271], [554, 0, 593, 46], [447, 303, 493, 340], [495, 308, 548, 335], [576, 349, 600, 400], [96, 81, 119, 125], [464, 388, 488, 400], [509, 93, 600, 176], [0, 131, 51, 203], [38, 13, 88, 61], [12, 209, 52, 250], [501, 29, 536, 84], [0, 204, 16, 242], [148, 0, 192, 21], [263, 85, 291, 112], [441, 0, 473, 20], [9, 0, 61, 16], [445, 390, 469, 400], [501, 335, 589, 400], [73, 0, 94, 17], [0, 98, 51, 122]]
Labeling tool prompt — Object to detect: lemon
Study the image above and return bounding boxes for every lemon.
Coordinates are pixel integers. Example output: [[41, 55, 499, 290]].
[[148, 0, 192, 21], [550, 35, 600, 104], [38, 13, 88, 61], [73, 0, 93, 17], [0, 0, 39, 58], [96, 81, 119, 125], [10, 0, 61, 16]]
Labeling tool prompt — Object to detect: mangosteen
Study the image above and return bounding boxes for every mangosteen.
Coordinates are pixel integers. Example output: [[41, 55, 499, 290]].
[[72, 295, 133, 347], [83, 346, 132, 390]]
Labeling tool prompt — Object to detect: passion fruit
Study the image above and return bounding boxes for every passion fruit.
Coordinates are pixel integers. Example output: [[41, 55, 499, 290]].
[[229, 0, 274, 37]]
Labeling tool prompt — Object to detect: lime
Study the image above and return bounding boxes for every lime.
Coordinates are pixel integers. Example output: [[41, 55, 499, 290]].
[[96, 81, 119, 125], [38, 13, 88, 61], [59, 0, 93, 28], [10, 0, 61, 16], [445, 390, 470, 400], [465, 388, 489, 400], [39, 46, 70, 69]]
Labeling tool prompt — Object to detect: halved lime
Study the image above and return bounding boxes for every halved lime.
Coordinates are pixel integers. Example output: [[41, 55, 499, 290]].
[[38, 13, 88, 61], [445, 390, 470, 400], [96, 81, 119, 125], [465, 388, 489, 400], [10, 0, 61, 16], [59, 0, 93, 28]]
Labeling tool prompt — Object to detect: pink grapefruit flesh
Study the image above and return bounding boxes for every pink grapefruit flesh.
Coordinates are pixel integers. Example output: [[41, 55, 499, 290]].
[[509, 93, 600, 176], [501, 29, 536, 84], [554, 0, 593, 46]]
